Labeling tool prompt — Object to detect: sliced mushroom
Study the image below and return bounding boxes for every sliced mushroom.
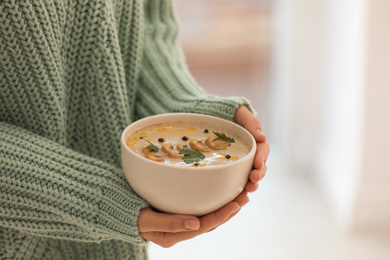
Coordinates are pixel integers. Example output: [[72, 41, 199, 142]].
[[142, 147, 167, 162], [177, 143, 189, 151], [206, 136, 231, 150], [189, 139, 211, 152], [162, 143, 184, 158]]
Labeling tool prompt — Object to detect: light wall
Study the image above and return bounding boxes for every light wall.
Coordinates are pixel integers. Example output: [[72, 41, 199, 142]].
[[269, 0, 390, 232], [353, 0, 390, 233], [268, 0, 326, 174], [316, 0, 367, 229]]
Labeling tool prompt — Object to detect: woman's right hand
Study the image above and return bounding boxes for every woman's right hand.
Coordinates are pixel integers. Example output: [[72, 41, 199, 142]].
[[137, 191, 249, 248]]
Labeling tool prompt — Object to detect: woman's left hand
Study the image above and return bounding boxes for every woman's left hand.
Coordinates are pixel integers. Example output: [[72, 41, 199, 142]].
[[211, 105, 269, 225], [234, 105, 269, 194]]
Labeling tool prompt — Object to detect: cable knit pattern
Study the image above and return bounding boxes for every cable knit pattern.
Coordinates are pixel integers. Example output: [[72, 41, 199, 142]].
[[0, 0, 252, 259]]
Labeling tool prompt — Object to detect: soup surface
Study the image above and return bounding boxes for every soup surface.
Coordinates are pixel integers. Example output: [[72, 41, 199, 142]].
[[126, 122, 250, 167]]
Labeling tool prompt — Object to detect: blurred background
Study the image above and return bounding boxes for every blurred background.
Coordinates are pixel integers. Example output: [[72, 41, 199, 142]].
[[150, 0, 390, 259]]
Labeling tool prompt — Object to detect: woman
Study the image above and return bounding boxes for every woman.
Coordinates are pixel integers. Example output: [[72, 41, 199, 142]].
[[0, 0, 269, 259]]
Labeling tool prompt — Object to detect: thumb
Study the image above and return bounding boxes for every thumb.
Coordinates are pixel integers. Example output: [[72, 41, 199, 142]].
[[138, 208, 200, 233], [234, 106, 267, 143], [245, 121, 267, 143]]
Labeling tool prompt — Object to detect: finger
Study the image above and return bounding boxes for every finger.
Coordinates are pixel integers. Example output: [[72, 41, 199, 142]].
[[254, 142, 269, 169], [259, 164, 267, 181], [211, 192, 248, 230], [251, 128, 267, 143], [215, 207, 242, 230], [208, 192, 248, 232], [234, 190, 250, 207], [138, 208, 200, 233], [199, 202, 241, 232], [233, 106, 267, 143], [181, 202, 241, 237], [249, 168, 262, 183], [245, 181, 259, 193], [241, 119, 267, 143], [146, 202, 241, 246]]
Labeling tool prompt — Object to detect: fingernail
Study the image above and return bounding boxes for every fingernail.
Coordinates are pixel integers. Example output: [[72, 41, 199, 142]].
[[255, 129, 263, 135], [185, 220, 199, 230]]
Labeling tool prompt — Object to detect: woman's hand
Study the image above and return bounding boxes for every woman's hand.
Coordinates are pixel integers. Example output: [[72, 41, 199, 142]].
[[138, 190, 249, 248], [234, 105, 269, 193]]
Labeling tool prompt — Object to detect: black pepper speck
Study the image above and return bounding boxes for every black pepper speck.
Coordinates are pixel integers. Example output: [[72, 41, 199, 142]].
[[182, 136, 188, 141], [225, 154, 231, 159], [158, 138, 164, 142]]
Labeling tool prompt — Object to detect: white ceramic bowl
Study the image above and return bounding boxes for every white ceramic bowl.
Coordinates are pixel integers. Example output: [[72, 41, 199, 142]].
[[120, 113, 256, 216]]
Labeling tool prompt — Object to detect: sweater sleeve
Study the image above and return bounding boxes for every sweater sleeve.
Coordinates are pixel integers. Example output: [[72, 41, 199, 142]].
[[0, 122, 148, 244], [135, 0, 254, 121]]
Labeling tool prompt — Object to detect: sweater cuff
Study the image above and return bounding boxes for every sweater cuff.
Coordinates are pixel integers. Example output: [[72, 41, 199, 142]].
[[179, 95, 255, 121], [95, 170, 149, 243]]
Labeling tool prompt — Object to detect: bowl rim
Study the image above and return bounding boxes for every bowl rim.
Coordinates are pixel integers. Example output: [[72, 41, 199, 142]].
[[120, 112, 257, 170]]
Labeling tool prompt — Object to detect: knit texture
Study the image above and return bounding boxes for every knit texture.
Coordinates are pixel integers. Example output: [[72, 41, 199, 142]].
[[0, 0, 252, 259]]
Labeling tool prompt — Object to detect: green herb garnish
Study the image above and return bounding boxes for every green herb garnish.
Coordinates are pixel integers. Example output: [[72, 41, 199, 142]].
[[144, 139, 160, 152], [213, 131, 235, 143], [179, 148, 205, 164]]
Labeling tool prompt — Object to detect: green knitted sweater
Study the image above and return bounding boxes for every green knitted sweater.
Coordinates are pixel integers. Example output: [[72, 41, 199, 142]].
[[0, 0, 251, 259]]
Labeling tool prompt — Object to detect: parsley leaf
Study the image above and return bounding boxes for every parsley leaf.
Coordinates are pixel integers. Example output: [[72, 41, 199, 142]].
[[144, 139, 160, 152], [213, 131, 235, 143], [179, 148, 205, 164]]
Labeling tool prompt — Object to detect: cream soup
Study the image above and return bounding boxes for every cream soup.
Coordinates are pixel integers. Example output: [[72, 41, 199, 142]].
[[126, 122, 250, 167]]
